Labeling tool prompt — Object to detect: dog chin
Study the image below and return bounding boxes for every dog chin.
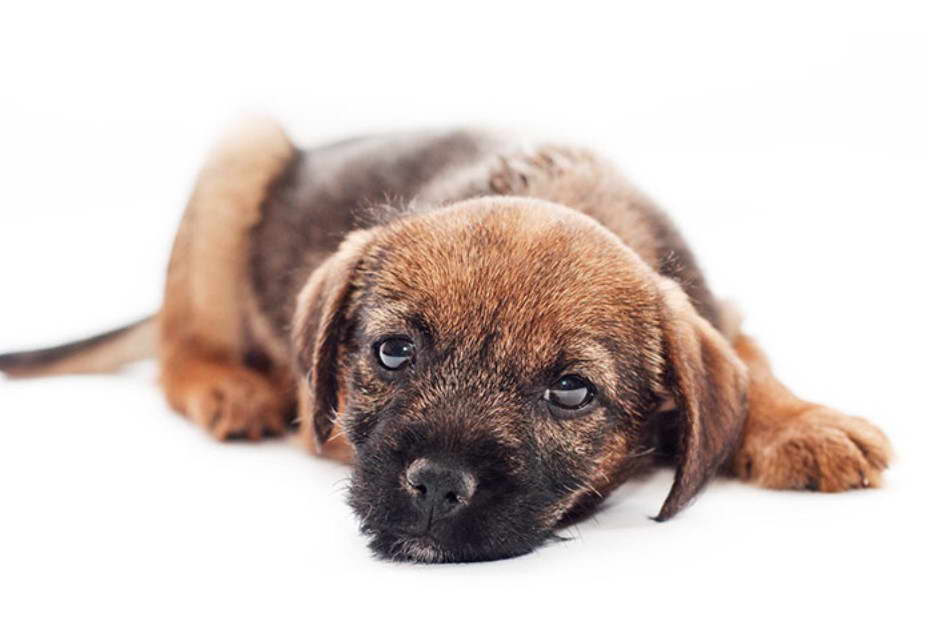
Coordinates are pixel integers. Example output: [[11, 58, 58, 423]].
[[366, 527, 547, 563], [367, 531, 454, 563], [391, 535, 451, 563]]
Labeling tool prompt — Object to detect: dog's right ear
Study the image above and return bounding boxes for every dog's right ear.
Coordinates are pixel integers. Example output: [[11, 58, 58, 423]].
[[292, 229, 378, 453], [655, 278, 749, 521]]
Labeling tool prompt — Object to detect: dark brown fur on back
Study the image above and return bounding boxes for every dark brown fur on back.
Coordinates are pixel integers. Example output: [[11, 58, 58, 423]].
[[249, 130, 719, 342]]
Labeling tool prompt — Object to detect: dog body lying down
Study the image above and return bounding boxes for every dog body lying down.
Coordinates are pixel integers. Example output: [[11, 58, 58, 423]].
[[0, 121, 892, 562]]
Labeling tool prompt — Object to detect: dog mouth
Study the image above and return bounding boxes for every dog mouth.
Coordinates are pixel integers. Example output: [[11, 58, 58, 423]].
[[361, 519, 553, 563], [349, 475, 561, 562]]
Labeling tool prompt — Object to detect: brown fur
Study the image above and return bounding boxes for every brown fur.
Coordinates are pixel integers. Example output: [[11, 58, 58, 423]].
[[729, 335, 891, 490], [0, 121, 892, 557], [0, 317, 156, 378], [158, 118, 296, 440]]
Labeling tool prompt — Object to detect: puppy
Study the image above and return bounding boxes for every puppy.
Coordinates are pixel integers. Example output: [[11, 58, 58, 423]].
[[0, 120, 892, 562]]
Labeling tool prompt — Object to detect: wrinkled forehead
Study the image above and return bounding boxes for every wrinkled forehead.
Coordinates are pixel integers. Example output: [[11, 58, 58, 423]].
[[356, 199, 662, 363]]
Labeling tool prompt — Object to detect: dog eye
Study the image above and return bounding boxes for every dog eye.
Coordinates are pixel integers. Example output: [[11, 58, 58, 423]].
[[375, 337, 415, 370], [543, 375, 596, 411]]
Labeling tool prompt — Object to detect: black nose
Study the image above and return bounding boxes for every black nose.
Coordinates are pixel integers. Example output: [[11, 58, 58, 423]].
[[405, 459, 477, 520]]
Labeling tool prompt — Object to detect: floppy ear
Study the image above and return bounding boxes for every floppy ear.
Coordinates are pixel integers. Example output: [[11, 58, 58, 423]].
[[655, 279, 748, 521], [292, 229, 377, 452]]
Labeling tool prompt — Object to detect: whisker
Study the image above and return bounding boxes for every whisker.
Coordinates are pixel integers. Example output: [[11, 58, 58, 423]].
[[624, 447, 657, 460]]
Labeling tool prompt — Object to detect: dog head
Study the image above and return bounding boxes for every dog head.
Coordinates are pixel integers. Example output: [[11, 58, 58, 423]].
[[292, 197, 747, 562]]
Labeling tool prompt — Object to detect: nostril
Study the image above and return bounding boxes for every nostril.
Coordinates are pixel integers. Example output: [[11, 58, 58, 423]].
[[405, 458, 477, 518]]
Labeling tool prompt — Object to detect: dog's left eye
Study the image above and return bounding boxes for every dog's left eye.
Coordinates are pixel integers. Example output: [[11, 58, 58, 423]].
[[375, 337, 415, 370], [543, 375, 596, 412]]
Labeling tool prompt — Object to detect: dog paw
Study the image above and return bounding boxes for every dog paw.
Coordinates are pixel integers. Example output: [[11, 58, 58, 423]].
[[181, 365, 287, 441], [733, 407, 892, 492]]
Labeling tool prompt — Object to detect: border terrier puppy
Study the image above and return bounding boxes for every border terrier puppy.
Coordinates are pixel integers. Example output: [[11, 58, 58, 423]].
[[0, 120, 892, 562]]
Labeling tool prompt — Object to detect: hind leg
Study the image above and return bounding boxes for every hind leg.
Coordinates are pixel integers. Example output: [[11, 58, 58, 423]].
[[160, 355, 288, 440], [730, 335, 892, 490], [158, 120, 296, 440]]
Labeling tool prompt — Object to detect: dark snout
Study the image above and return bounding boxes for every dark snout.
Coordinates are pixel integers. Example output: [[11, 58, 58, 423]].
[[405, 458, 477, 522], [349, 427, 549, 562]]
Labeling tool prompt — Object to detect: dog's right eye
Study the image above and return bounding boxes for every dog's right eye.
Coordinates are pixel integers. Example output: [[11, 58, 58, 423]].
[[542, 374, 597, 416], [375, 337, 415, 370]]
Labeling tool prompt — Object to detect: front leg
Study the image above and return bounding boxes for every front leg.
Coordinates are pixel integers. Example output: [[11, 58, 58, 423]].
[[730, 335, 892, 491]]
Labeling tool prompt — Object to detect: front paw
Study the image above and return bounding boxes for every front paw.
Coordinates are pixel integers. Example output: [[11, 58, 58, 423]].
[[734, 408, 892, 491]]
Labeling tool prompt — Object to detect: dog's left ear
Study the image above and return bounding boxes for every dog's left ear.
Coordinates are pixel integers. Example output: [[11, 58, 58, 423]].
[[655, 278, 749, 521], [292, 229, 378, 452]]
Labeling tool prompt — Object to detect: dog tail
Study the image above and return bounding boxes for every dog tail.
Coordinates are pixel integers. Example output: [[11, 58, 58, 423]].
[[0, 315, 158, 378]]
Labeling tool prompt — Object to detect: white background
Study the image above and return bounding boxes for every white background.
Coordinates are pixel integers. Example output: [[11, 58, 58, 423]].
[[1, 2, 925, 620]]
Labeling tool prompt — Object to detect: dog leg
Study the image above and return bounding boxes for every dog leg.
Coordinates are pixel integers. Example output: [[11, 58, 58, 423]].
[[158, 120, 296, 440], [729, 335, 892, 491]]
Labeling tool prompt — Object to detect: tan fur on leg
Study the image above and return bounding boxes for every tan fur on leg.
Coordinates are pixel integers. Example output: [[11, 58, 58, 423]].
[[731, 335, 892, 491], [161, 354, 287, 440], [159, 119, 296, 438]]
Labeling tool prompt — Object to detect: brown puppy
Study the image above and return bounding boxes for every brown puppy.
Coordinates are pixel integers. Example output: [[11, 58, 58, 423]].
[[0, 120, 892, 562]]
